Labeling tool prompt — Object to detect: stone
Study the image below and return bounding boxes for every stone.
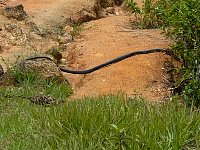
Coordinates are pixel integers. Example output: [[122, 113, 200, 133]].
[[106, 7, 115, 14], [0, 55, 71, 86], [2, 4, 28, 21], [77, 9, 97, 23], [9, 55, 69, 83], [96, 0, 123, 8], [63, 25, 73, 35], [58, 33, 72, 44], [97, 8, 108, 18], [97, 7, 116, 18], [0, 64, 4, 76], [97, 0, 115, 8]]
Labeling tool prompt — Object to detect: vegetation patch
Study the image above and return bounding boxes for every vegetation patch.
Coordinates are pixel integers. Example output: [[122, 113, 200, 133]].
[[0, 67, 72, 104], [127, 0, 200, 106], [126, 0, 163, 29], [0, 95, 200, 149]]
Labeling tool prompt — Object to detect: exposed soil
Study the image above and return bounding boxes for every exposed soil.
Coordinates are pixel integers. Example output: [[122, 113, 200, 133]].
[[64, 16, 172, 101], [0, 0, 174, 101]]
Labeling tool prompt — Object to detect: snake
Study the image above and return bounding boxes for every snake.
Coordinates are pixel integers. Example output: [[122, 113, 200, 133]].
[[24, 48, 171, 74]]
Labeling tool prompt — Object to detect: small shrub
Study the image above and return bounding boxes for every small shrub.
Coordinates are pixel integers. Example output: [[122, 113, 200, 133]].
[[126, 0, 163, 29], [127, 0, 200, 106], [158, 0, 200, 106]]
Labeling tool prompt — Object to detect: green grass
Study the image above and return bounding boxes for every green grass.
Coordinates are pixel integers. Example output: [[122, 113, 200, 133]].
[[0, 69, 200, 149], [71, 23, 83, 40], [0, 89, 200, 149]]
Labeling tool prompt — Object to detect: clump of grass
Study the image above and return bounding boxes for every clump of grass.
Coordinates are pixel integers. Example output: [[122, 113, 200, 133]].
[[4, 68, 72, 100], [71, 23, 83, 40]]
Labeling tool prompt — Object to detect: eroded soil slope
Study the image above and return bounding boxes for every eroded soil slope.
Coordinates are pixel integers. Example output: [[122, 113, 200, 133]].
[[3, 0, 96, 27], [0, 0, 173, 101], [64, 16, 172, 101]]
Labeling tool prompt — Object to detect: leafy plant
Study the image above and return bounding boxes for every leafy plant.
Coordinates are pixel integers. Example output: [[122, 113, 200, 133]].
[[71, 23, 83, 40], [126, 0, 163, 29], [127, 0, 200, 106], [109, 124, 132, 149], [157, 0, 200, 106]]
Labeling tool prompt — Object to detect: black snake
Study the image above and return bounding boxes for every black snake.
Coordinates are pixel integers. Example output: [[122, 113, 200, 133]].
[[23, 48, 171, 74]]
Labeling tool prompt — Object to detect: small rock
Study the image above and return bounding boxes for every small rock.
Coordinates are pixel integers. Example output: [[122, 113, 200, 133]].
[[115, 12, 119, 16], [10, 55, 69, 83], [98, 0, 115, 8], [58, 33, 72, 44], [28, 95, 57, 105], [0, 64, 4, 76], [77, 9, 97, 23], [97, 7, 116, 18], [106, 7, 115, 14], [2, 4, 28, 21], [63, 25, 73, 34], [97, 8, 108, 18]]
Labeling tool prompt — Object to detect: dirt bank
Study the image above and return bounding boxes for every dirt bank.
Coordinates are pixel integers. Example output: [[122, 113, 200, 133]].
[[0, 0, 173, 101]]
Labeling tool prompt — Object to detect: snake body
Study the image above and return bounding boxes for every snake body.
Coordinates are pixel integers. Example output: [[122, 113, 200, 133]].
[[25, 48, 171, 74]]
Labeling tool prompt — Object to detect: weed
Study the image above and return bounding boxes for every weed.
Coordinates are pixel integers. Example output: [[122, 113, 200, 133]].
[[71, 23, 83, 40], [109, 124, 132, 149], [126, 0, 163, 29], [8, 68, 39, 85]]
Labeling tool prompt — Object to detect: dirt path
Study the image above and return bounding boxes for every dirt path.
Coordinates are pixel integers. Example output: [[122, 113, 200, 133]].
[[0, 0, 172, 101], [63, 16, 171, 100]]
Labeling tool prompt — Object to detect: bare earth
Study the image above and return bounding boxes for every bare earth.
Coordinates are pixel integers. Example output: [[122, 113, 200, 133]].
[[0, 0, 172, 101]]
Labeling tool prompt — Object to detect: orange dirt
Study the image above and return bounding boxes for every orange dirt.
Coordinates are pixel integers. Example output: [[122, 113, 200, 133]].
[[0, 0, 173, 101], [6, 0, 95, 27], [63, 16, 172, 101]]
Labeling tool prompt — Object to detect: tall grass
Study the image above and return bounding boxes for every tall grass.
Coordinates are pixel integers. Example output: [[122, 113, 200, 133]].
[[0, 64, 200, 149], [0, 92, 200, 149]]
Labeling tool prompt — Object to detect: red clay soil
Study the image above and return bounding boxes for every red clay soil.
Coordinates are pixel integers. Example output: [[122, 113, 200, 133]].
[[5, 0, 95, 27], [63, 16, 172, 101], [0, 0, 173, 101]]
